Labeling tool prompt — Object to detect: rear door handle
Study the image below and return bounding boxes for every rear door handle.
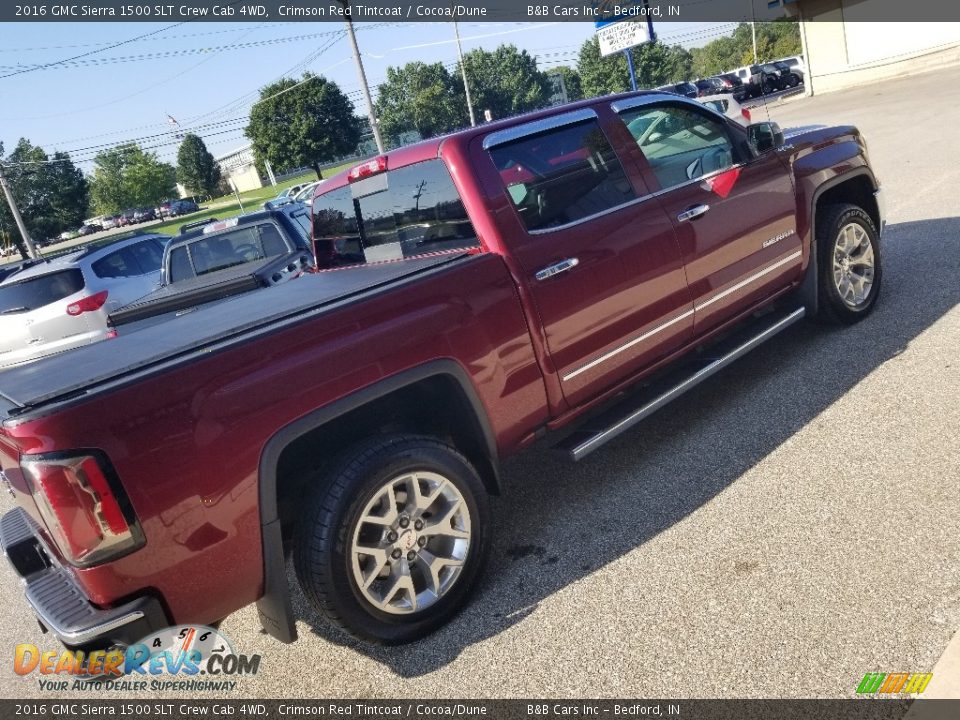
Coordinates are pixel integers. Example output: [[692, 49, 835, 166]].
[[535, 258, 579, 282], [677, 204, 710, 223]]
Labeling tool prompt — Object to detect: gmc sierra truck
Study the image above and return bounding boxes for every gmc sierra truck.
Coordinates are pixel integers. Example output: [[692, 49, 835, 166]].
[[0, 91, 883, 648]]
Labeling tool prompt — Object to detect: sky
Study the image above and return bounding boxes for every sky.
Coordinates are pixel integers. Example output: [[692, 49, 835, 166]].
[[0, 20, 735, 172]]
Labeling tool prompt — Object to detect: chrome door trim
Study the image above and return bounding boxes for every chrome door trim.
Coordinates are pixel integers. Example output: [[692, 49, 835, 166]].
[[482, 108, 599, 150], [694, 250, 802, 311], [563, 308, 695, 382]]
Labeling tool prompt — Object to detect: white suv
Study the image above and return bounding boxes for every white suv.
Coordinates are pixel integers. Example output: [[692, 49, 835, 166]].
[[0, 233, 168, 370]]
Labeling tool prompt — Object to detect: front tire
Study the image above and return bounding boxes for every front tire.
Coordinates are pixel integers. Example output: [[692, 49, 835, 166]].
[[816, 203, 882, 324], [293, 434, 490, 644]]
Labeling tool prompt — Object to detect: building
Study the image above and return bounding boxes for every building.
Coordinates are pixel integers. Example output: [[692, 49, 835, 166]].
[[782, 1, 960, 94], [215, 143, 263, 194]]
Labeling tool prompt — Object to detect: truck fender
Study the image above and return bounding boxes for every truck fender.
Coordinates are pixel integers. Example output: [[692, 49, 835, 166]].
[[798, 168, 880, 316], [255, 359, 499, 643]]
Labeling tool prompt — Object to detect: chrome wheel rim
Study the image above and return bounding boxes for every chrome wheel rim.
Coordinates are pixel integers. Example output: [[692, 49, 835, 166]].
[[832, 222, 875, 309], [350, 471, 471, 615]]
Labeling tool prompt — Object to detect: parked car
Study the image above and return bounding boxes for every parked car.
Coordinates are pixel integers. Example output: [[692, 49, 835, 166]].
[[292, 181, 323, 203], [778, 55, 806, 80], [101, 215, 119, 230], [697, 94, 752, 125], [133, 207, 157, 223], [79, 223, 103, 236], [712, 73, 749, 101], [110, 204, 316, 328], [158, 199, 200, 218], [0, 233, 169, 369], [773, 60, 803, 87], [0, 89, 884, 650], [657, 82, 700, 98], [58, 229, 79, 241], [1, 244, 18, 257], [732, 64, 783, 97], [694, 78, 726, 97]]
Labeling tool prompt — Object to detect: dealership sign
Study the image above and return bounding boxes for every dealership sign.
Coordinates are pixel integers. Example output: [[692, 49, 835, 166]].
[[594, 1, 653, 57]]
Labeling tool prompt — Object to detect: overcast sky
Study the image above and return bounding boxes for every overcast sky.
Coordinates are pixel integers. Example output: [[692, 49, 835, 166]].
[[0, 20, 733, 171]]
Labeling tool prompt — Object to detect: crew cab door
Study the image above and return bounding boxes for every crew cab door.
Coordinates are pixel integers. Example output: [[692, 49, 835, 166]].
[[481, 108, 692, 408], [612, 97, 800, 335]]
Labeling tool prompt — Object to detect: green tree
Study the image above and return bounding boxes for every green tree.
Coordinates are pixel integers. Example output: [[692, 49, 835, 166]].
[[89, 143, 176, 214], [176, 133, 221, 198], [691, 20, 802, 77], [548, 66, 584, 102], [0, 138, 89, 254], [577, 37, 693, 97], [375, 62, 466, 144], [246, 73, 360, 180], [456, 44, 551, 122]]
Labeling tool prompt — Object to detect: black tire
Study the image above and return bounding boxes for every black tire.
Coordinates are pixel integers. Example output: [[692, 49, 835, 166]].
[[293, 434, 490, 644], [789, 74, 800, 87], [816, 203, 882, 325]]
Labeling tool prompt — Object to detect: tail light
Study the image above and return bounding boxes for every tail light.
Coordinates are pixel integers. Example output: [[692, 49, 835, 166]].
[[66, 290, 108, 316], [741, 107, 752, 122], [21, 452, 144, 567]]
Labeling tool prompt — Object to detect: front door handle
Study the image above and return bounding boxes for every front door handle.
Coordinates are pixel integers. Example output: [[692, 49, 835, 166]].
[[535, 258, 579, 282], [677, 204, 710, 223]]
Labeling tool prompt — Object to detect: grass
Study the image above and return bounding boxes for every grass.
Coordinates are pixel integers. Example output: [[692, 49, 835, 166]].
[[149, 162, 356, 236]]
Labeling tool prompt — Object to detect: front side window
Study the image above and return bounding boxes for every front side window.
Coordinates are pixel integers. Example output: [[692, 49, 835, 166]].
[[620, 104, 737, 190], [488, 119, 635, 232]]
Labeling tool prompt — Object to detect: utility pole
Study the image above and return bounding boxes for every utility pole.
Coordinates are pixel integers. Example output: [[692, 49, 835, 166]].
[[749, 0, 759, 64], [453, 21, 476, 127], [340, 0, 384, 154], [0, 163, 39, 260]]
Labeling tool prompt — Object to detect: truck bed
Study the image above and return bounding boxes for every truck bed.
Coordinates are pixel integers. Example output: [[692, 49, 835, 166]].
[[0, 254, 470, 417]]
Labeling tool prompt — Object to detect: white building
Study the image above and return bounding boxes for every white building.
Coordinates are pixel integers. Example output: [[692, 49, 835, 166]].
[[215, 143, 264, 194]]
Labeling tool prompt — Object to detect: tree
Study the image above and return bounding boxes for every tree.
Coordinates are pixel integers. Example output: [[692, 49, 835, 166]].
[[375, 62, 466, 144], [577, 37, 694, 98], [176, 134, 221, 198], [549, 66, 584, 102], [456, 44, 551, 122], [89, 143, 176, 214], [691, 20, 802, 77], [0, 138, 89, 254], [246, 73, 360, 180]]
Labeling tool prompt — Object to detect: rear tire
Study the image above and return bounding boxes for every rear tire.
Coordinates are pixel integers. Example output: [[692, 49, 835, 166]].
[[816, 203, 881, 324], [293, 434, 490, 644]]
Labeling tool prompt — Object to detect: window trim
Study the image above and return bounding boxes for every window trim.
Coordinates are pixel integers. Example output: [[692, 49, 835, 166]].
[[482, 108, 599, 151]]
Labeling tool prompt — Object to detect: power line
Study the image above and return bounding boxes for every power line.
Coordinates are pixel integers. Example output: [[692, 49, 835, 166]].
[[0, 22, 186, 80]]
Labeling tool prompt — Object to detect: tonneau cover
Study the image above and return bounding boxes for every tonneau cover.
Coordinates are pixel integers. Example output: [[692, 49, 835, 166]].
[[0, 254, 466, 413]]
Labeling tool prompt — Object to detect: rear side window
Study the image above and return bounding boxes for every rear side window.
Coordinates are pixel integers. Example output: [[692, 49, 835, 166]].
[[312, 159, 477, 267], [172, 224, 291, 281], [0, 269, 84, 314], [488, 119, 635, 232], [128, 239, 164, 274], [92, 247, 141, 279]]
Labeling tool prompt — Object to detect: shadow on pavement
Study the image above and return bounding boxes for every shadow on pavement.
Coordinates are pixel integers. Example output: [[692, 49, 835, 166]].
[[293, 216, 959, 677]]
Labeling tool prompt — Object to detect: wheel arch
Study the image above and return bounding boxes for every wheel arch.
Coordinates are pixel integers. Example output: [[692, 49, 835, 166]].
[[254, 359, 500, 643], [799, 168, 881, 316]]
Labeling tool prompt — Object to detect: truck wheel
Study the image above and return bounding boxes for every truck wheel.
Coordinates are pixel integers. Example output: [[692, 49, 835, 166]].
[[816, 203, 881, 324], [293, 434, 490, 644]]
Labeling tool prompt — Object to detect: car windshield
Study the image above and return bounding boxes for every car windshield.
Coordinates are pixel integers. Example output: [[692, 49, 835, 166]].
[[0, 269, 85, 314]]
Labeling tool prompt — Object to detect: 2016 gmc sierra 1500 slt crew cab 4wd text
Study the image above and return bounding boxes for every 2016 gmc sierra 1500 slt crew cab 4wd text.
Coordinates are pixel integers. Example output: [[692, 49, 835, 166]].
[[0, 91, 883, 647]]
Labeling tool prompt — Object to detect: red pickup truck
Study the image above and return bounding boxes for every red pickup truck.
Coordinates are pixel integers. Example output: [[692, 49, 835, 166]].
[[0, 91, 883, 648]]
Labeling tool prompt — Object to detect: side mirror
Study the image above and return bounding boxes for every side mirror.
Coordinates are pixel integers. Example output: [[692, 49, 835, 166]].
[[747, 121, 785, 154]]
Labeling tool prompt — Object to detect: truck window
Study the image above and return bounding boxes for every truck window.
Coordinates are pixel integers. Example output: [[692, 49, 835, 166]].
[[487, 119, 635, 232], [619, 104, 737, 190], [312, 159, 477, 268]]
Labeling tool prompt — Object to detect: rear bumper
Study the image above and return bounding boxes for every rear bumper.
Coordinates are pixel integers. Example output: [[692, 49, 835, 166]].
[[0, 507, 168, 649]]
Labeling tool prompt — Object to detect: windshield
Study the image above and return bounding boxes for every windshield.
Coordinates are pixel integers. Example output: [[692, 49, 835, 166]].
[[0, 269, 84, 314]]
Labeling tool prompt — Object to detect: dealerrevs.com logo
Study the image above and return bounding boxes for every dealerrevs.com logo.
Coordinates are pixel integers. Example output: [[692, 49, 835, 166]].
[[856, 672, 933, 695], [15, 625, 261, 693]]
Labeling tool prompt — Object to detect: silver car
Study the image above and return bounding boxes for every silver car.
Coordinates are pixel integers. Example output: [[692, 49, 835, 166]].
[[0, 234, 168, 369]]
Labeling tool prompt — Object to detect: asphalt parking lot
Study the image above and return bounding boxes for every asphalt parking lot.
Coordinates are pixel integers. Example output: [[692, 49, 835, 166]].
[[1, 66, 958, 700]]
